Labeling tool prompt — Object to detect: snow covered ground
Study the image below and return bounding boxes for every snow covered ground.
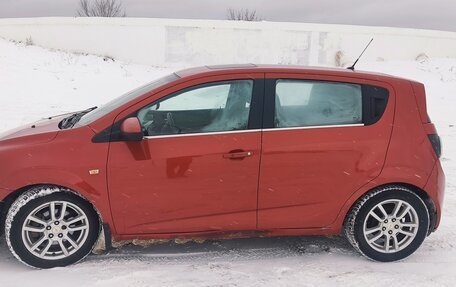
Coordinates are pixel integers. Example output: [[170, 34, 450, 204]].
[[0, 37, 455, 286]]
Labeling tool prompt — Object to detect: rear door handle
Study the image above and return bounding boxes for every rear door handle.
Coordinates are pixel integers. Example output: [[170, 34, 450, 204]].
[[223, 150, 253, 160]]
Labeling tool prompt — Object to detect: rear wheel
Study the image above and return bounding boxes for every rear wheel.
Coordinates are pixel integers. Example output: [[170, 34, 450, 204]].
[[344, 186, 429, 262], [5, 186, 100, 268]]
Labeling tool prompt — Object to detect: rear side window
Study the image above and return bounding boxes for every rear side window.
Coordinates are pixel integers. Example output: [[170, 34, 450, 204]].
[[274, 79, 389, 128], [275, 80, 362, 128]]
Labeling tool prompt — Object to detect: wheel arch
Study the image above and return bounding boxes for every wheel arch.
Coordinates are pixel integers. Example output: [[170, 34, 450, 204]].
[[1, 184, 104, 235], [341, 182, 437, 235]]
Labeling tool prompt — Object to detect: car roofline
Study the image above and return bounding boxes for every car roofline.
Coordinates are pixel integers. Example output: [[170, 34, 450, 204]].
[[175, 64, 414, 83]]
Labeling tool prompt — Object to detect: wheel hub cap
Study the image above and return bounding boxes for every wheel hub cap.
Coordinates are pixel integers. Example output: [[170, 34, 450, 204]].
[[363, 199, 419, 254], [21, 201, 90, 260]]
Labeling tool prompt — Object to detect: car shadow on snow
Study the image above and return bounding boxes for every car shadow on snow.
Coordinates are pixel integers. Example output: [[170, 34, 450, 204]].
[[85, 235, 358, 264], [0, 235, 359, 268]]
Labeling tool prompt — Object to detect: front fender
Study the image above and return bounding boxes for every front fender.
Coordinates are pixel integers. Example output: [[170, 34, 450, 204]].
[[0, 167, 114, 230], [0, 126, 114, 234]]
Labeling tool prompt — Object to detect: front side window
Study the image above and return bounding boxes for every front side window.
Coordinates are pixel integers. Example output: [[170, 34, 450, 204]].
[[275, 80, 363, 128], [138, 80, 253, 136]]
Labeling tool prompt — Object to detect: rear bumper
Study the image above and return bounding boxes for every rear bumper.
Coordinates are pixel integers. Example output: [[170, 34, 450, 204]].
[[424, 160, 445, 231]]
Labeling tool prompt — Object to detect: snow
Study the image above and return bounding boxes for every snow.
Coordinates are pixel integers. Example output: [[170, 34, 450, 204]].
[[0, 37, 455, 286], [0, 38, 173, 132]]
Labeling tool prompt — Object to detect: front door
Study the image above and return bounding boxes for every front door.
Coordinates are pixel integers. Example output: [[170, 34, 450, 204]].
[[108, 77, 264, 234]]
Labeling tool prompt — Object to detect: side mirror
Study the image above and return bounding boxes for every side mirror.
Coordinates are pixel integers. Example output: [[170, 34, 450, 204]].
[[120, 117, 143, 141]]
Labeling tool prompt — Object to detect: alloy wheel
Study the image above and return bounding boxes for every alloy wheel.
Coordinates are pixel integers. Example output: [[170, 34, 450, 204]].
[[21, 201, 90, 260], [363, 199, 419, 253]]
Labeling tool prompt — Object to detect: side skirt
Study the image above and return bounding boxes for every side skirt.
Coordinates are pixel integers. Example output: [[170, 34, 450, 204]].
[[111, 227, 339, 242]]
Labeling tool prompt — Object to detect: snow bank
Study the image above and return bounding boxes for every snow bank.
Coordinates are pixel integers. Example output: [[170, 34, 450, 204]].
[[1, 17, 456, 67], [0, 38, 172, 132]]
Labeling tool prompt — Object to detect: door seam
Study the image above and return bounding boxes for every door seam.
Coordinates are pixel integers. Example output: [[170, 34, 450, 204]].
[[255, 74, 266, 229]]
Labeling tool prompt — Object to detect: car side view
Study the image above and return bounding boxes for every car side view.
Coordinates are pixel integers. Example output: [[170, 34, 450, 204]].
[[0, 64, 444, 268]]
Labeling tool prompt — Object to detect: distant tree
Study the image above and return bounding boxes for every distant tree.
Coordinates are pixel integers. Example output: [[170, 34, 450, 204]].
[[77, 0, 126, 17], [227, 8, 261, 21]]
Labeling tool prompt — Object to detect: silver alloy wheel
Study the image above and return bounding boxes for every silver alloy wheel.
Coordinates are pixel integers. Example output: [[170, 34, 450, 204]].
[[363, 199, 419, 253], [21, 201, 90, 260]]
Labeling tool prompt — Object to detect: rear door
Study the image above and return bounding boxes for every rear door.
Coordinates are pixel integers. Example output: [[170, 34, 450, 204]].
[[107, 74, 265, 234], [258, 73, 394, 229]]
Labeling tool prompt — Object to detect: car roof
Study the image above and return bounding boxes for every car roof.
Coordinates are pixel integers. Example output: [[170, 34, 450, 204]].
[[175, 64, 412, 83]]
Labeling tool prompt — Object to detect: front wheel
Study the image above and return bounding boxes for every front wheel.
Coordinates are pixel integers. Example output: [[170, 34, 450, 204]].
[[5, 186, 101, 268], [344, 186, 429, 262]]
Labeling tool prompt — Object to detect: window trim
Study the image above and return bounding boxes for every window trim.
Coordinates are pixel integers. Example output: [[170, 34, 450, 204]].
[[141, 123, 364, 140], [263, 123, 364, 132], [143, 128, 263, 139]]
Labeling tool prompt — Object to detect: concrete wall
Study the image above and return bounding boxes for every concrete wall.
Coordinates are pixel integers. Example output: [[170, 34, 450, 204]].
[[0, 17, 456, 67]]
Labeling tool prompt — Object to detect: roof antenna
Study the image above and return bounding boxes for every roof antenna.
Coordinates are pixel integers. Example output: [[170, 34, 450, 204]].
[[347, 38, 374, 71]]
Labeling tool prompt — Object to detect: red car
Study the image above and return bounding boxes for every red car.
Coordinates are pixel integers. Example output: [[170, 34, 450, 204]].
[[0, 64, 444, 268]]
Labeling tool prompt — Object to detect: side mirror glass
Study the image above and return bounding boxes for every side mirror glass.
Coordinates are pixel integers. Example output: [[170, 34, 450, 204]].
[[120, 117, 143, 141]]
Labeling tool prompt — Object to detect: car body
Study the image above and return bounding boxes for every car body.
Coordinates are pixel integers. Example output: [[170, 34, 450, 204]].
[[0, 64, 445, 267]]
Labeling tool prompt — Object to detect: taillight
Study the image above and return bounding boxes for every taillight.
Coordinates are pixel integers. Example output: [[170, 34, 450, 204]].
[[428, 134, 442, 158]]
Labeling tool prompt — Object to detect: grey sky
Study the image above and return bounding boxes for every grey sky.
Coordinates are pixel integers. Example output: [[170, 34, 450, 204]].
[[0, 0, 455, 32]]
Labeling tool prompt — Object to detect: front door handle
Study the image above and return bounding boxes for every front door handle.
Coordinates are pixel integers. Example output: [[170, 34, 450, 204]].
[[223, 150, 253, 160]]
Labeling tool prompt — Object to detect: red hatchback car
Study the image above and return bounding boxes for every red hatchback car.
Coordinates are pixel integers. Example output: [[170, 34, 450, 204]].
[[0, 64, 444, 268]]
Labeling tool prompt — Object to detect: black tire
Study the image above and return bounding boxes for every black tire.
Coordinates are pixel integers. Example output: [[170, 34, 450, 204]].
[[5, 186, 101, 269], [344, 185, 429, 262]]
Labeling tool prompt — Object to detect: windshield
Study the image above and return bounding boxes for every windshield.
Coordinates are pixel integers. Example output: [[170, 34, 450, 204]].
[[77, 73, 179, 126]]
